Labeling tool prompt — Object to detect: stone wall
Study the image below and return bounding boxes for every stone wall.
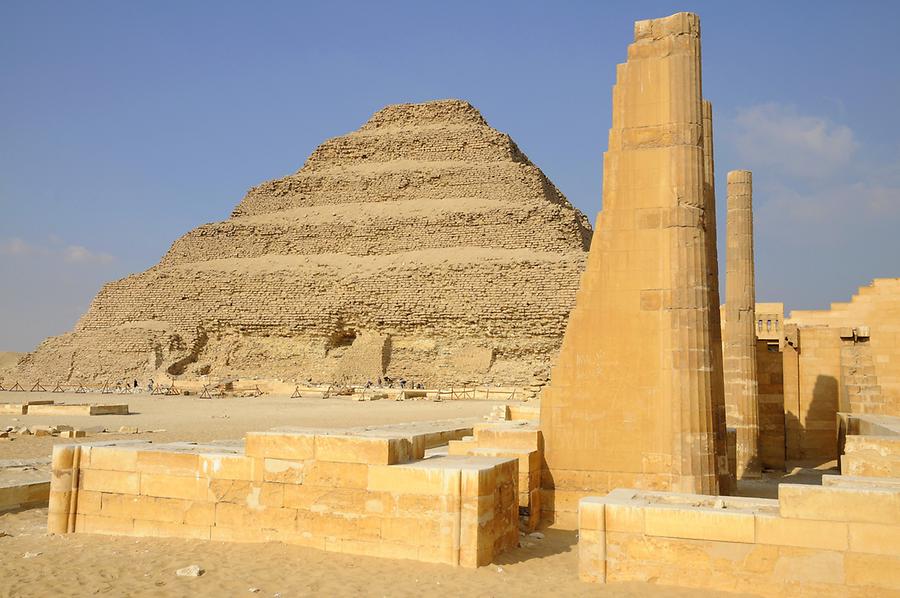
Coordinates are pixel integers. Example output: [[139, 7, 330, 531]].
[[783, 326, 842, 461], [49, 426, 519, 567], [789, 278, 900, 416], [838, 413, 900, 478], [843, 435, 900, 478], [757, 339, 786, 470], [579, 481, 900, 595], [448, 421, 542, 531]]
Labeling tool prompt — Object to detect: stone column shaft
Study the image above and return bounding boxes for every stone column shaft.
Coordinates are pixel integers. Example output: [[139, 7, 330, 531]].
[[724, 170, 760, 478], [702, 101, 731, 493], [540, 12, 720, 526]]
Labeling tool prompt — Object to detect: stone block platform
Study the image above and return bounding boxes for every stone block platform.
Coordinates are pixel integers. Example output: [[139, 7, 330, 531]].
[[839, 413, 900, 478], [0, 458, 51, 513], [27, 403, 129, 416], [48, 424, 519, 567], [448, 420, 542, 531], [0, 401, 129, 416], [578, 479, 900, 595], [0, 400, 54, 415]]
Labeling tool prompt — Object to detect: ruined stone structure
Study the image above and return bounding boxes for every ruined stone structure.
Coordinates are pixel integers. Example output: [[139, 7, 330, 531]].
[[540, 12, 722, 526], [48, 423, 519, 567], [723, 170, 760, 478], [579, 480, 900, 595], [756, 335, 787, 471], [701, 101, 732, 495], [6, 100, 591, 388], [731, 280, 900, 466], [780, 278, 900, 461]]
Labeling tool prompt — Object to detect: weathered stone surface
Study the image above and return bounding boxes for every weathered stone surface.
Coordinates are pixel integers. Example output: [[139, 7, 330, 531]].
[[723, 170, 760, 478], [49, 426, 519, 568], [4, 100, 591, 388], [540, 11, 720, 525]]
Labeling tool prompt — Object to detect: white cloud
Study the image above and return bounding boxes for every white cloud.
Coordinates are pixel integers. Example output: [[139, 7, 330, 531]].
[[756, 180, 900, 244], [0, 237, 114, 264], [0, 238, 34, 256], [62, 244, 114, 264], [732, 103, 859, 179]]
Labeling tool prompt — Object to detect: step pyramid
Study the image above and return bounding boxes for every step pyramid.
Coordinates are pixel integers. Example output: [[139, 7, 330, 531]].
[[9, 100, 591, 387]]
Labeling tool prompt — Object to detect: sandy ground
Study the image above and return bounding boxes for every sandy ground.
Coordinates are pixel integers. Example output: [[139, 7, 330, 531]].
[[0, 391, 505, 461], [0, 392, 809, 597], [0, 507, 750, 598]]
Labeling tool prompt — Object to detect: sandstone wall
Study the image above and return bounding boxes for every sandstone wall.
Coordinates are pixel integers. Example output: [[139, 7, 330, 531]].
[[757, 339, 786, 470], [8, 99, 591, 388], [788, 278, 900, 416], [540, 11, 721, 526], [49, 428, 519, 567], [579, 482, 900, 595]]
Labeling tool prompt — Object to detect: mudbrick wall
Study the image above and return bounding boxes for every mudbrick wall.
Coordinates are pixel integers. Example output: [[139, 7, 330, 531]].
[[7, 99, 591, 387]]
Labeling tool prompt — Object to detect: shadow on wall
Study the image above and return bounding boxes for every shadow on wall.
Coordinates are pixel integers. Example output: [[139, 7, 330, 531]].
[[784, 374, 839, 464]]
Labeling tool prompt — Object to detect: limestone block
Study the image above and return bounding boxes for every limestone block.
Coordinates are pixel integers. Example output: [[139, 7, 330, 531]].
[[262, 458, 305, 484], [304, 461, 369, 489], [245, 432, 315, 461], [380, 516, 442, 547], [844, 553, 900, 589], [88, 446, 140, 472], [282, 485, 333, 510], [200, 453, 255, 481], [135, 449, 200, 476], [80, 469, 140, 495], [208, 479, 254, 503], [80, 514, 135, 535], [1, 481, 51, 513], [314, 434, 412, 465], [604, 502, 644, 534], [848, 522, 900, 556], [184, 502, 215, 527], [368, 463, 457, 496], [643, 505, 755, 544], [755, 514, 848, 551], [75, 490, 102, 515], [100, 494, 187, 523], [471, 425, 541, 451], [778, 484, 900, 524], [140, 473, 208, 501]]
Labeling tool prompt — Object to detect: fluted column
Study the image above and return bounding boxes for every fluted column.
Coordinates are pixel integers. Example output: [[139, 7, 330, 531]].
[[724, 170, 760, 478], [540, 12, 720, 526], [702, 101, 732, 494]]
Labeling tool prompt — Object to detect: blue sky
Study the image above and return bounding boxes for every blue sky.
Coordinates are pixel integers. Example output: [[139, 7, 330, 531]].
[[2, 1, 899, 351]]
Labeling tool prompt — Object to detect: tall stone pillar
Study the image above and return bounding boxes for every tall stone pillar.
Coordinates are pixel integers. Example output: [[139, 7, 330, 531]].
[[723, 170, 760, 478], [701, 101, 732, 494], [540, 12, 720, 527]]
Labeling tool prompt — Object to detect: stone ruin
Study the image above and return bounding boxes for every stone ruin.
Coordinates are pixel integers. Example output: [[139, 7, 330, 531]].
[[540, 9, 723, 526], [39, 10, 900, 596], [568, 13, 900, 595], [6, 99, 591, 388]]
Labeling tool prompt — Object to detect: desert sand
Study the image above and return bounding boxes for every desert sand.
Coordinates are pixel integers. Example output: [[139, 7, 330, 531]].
[[1, 507, 748, 598], [0, 392, 755, 597]]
